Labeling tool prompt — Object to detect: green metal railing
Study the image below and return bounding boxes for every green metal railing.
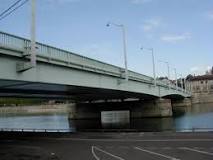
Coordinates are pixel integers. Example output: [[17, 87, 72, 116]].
[[0, 31, 190, 94], [0, 31, 154, 81]]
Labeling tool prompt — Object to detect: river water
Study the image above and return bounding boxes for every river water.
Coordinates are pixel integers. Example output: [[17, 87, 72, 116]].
[[0, 103, 213, 132]]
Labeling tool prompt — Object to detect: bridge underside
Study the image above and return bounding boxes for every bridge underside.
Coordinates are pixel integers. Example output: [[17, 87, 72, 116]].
[[0, 79, 156, 101], [0, 32, 192, 120], [0, 49, 190, 100]]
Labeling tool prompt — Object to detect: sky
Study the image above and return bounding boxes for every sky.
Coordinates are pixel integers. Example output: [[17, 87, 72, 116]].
[[0, 0, 213, 79]]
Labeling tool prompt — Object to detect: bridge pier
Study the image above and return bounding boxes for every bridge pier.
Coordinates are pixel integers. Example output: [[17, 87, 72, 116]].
[[131, 98, 173, 118], [68, 98, 173, 120], [171, 98, 192, 115]]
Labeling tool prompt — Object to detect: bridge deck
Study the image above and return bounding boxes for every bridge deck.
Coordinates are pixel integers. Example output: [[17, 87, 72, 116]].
[[0, 31, 191, 100]]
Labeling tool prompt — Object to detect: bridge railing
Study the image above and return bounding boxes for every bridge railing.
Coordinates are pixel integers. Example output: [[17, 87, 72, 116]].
[[35, 43, 155, 83], [0, 31, 155, 82], [0, 31, 25, 49], [0, 31, 189, 94]]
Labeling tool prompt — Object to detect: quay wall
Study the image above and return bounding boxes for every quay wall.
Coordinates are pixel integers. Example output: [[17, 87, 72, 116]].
[[0, 104, 72, 115], [192, 92, 213, 104]]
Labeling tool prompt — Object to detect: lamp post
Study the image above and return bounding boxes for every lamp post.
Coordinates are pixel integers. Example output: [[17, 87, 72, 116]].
[[140, 47, 156, 87], [179, 74, 183, 91], [31, 0, 36, 67], [106, 22, 128, 81], [159, 60, 170, 89], [184, 78, 187, 92], [173, 68, 178, 90]]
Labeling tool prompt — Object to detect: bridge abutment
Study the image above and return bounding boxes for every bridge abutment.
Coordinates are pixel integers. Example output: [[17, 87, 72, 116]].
[[171, 98, 192, 115], [68, 98, 173, 120]]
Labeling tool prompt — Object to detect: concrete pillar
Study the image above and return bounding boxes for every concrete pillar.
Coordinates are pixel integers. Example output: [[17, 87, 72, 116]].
[[171, 98, 192, 115], [131, 98, 173, 118], [172, 98, 192, 108]]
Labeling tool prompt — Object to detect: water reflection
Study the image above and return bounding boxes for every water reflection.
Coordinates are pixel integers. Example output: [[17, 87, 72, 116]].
[[0, 114, 71, 130], [190, 103, 213, 114], [174, 103, 213, 131], [0, 103, 212, 132]]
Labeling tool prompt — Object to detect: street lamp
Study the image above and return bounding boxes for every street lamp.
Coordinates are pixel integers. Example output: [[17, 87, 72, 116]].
[[179, 74, 183, 91], [106, 22, 128, 81], [159, 60, 170, 89], [173, 68, 178, 90], [31, 0, 36, 67], [184, 78, 187, 92], [140, 47, 156, 87]]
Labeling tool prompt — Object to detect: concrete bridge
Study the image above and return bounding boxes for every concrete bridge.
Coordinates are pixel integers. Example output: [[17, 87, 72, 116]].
[[0, 31, 191, 119]]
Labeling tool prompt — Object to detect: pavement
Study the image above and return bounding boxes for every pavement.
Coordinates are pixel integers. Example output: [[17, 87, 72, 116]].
[[0, 131, 213, 160]]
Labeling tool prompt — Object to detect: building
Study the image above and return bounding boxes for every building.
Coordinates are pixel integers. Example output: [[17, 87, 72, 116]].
[[186, 74, 213, 104], [186, 75, 213, 93]]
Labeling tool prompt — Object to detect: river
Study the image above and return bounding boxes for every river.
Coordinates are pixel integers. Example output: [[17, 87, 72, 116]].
[[0, 103, 213, 132]]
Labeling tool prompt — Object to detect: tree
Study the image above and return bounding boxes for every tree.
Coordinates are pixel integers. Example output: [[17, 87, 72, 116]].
[[186, 74, 193, 80]]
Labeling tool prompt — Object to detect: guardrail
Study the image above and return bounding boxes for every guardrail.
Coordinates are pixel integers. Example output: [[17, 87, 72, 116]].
[[0, 127, 212, 133], [77, 128, 213, 133], [0, 128, 73, 133], [0, 31, 190, 95]]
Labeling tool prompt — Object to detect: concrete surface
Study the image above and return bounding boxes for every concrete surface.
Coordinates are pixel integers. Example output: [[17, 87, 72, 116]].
[[0, 132, 213, 160]]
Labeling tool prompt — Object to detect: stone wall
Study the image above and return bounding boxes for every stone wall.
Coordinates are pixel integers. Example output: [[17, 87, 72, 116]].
[[131, 99, 173, 118], [0, 104, 71, 115], [192, 92, 213, 104], [171, 98, 192, 115]]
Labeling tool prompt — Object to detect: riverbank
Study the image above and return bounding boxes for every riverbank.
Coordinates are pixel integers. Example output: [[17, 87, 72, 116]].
[[0, 104, 72, 115]]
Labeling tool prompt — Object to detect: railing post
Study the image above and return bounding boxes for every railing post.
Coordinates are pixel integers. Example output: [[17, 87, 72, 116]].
[[23, 40, 30, 57]]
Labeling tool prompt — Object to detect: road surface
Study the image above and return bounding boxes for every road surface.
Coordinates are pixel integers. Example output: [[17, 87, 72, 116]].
[[0, 131, 213, 160]]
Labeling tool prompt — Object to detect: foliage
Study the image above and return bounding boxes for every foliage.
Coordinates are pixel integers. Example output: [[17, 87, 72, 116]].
[[0, 98, 46, 107]]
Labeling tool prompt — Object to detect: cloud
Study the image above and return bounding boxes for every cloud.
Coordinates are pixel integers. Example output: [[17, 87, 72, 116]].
[[131, 0, 153, 4], [161, 32, 191, 43], [190, 66, 211, 75], [141, 18, 162, 32]]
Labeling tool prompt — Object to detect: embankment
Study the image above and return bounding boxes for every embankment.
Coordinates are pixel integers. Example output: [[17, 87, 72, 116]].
[[0, 104, 73, 115]]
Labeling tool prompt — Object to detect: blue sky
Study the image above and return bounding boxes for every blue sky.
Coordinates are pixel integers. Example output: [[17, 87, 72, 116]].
[[1, 0, 213, 78]]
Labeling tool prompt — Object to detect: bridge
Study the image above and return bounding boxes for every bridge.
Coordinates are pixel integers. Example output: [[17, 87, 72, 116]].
[[0, 31, 191, 119]]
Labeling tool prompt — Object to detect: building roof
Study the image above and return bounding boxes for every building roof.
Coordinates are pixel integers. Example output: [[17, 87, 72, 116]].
[[189, 74, 213, 81]]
